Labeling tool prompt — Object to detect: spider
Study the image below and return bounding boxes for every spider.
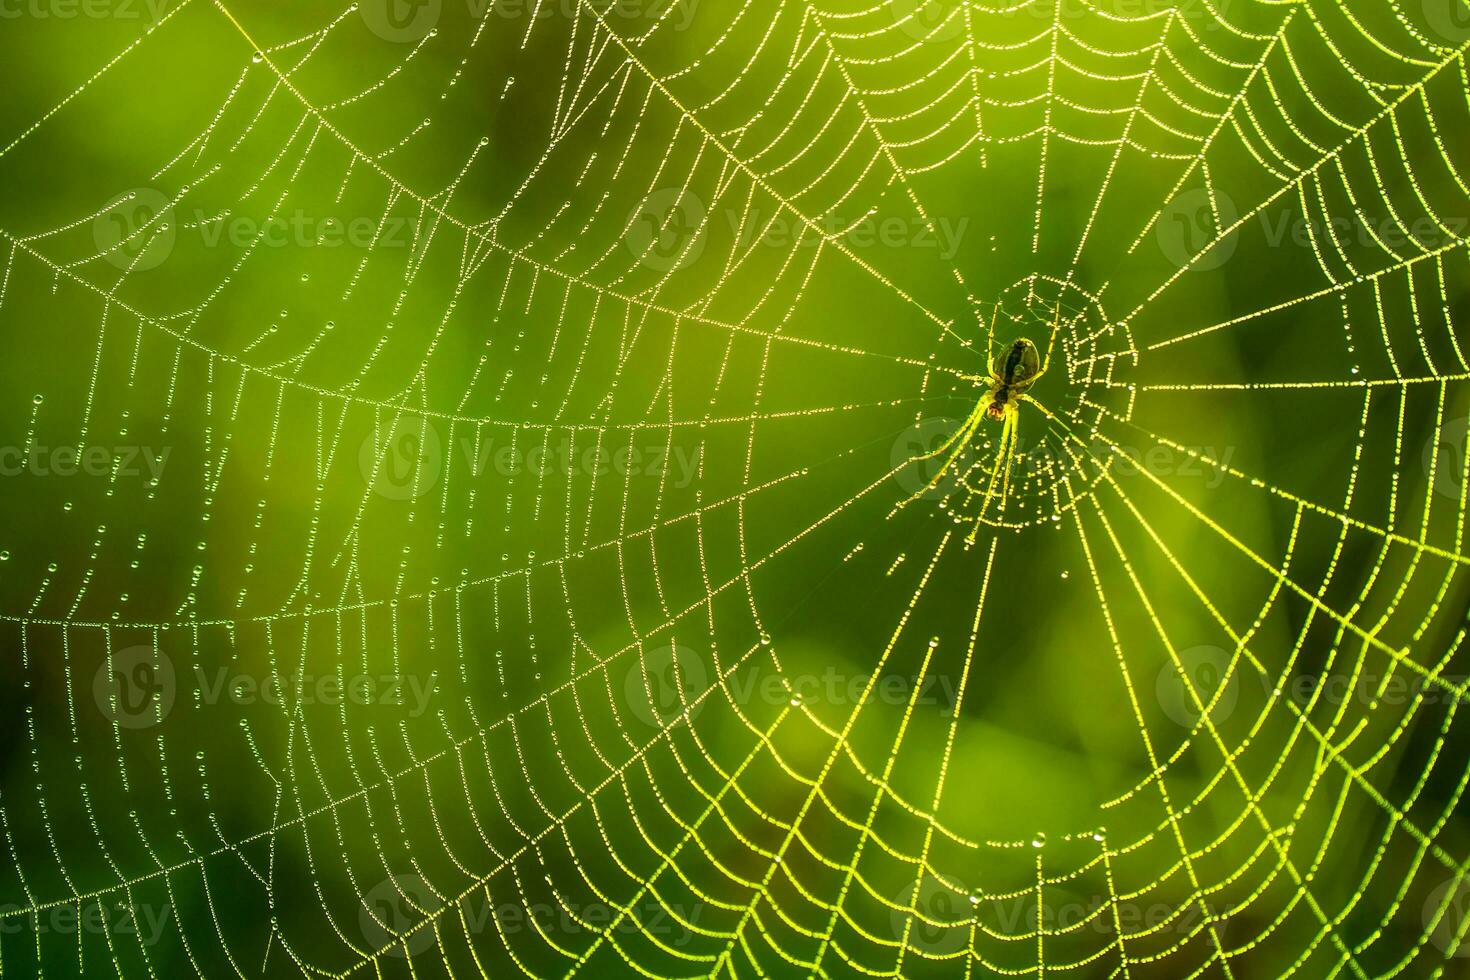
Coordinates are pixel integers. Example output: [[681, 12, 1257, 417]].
[[905, 303, 1062, 514]]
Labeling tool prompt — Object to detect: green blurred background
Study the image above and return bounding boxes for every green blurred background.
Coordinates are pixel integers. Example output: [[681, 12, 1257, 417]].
[[1, 0, 1470, 976]]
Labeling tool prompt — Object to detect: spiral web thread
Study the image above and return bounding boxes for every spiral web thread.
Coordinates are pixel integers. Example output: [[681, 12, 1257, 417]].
[[3, 0, 1470, 976]]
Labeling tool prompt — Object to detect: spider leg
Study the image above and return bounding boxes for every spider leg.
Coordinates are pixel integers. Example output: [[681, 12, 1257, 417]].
[[1000, 407, 1020, 500], [976, 396, 1056, 529], [915, 399, 986, 462], [986, 304, 998, 366], [1031, 301, 1062, 384], [1017, 392, 1064, 430], [962, 393, 1073, 538], [898, 399, 990, 507], [901, 429, 973, 505], [974, 404, 1018, 526]]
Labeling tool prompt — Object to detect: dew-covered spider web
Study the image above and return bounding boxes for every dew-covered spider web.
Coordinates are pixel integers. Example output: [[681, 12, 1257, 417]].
[[4, 0, 1470, 976]]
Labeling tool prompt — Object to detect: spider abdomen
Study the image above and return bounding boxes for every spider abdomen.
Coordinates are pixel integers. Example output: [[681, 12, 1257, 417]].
[[994, 338, 1041, 388]]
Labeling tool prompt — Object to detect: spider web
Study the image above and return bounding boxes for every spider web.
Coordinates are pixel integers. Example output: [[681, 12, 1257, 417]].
[[2, 0, 1470, 976]]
